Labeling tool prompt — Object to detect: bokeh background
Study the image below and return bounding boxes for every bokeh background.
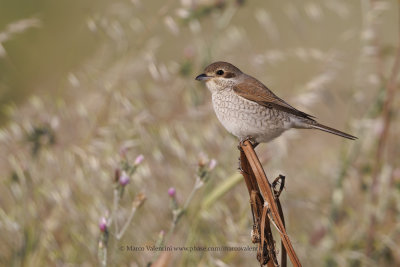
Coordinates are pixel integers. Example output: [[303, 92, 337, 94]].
[[1, 0, 399, 266]]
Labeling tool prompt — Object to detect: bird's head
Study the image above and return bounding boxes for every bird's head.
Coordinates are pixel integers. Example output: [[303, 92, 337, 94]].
[[195, 61, 242, 92]]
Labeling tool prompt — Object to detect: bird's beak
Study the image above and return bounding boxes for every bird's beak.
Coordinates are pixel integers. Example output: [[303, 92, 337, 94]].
[[195, 73, 211, 81]]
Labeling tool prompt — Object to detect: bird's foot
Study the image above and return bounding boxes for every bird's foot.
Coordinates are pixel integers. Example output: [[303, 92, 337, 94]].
[[238, 137, 259, 149]]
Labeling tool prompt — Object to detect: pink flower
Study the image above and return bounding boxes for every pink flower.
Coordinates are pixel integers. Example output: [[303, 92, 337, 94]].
[[168, 187, 176, 198], [99, 217, 107, 232], [119, 173, 130, 186], [134, 154, 144, 165], [208, 159, 217, 170]]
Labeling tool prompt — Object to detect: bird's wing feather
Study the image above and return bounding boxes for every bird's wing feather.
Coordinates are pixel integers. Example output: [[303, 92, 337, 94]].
[[233, 76, 315, 120]]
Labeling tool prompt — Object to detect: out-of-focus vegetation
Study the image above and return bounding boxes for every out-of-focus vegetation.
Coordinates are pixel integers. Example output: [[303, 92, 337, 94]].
[[0, 0, 399, 266]]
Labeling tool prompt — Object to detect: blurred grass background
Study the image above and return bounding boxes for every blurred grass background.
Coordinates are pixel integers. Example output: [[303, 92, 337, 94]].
[[0, 0, 399, 266]]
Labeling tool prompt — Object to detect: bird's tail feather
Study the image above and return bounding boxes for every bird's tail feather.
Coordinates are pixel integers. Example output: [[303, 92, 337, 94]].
[[311, 122, 357, 140]]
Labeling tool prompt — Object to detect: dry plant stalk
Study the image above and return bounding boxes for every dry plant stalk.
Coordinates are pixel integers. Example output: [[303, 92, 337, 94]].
[[366, 0, 400, 256], [239, 140, 301, 267]]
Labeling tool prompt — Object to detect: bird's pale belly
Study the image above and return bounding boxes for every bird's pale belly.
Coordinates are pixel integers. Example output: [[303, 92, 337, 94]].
[[212, 91, 292, 143]]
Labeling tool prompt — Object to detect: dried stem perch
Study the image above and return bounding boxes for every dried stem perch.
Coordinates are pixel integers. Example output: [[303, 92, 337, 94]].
[[239, 140, 301, 267]]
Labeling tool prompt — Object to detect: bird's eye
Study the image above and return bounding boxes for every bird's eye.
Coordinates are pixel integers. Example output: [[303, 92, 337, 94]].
[[216, 70, 224, 76]]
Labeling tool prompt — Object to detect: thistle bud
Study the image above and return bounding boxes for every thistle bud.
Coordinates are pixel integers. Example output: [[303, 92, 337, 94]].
[[134, 154, 144, 165], [119, 172, 130, 186], [208, 159, 217, 171], [168, 187, 176, 198], [99, 217, 107, 232]]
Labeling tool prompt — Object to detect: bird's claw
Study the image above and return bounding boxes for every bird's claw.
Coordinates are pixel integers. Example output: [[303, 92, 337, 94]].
[[239, 137, 259, 149]]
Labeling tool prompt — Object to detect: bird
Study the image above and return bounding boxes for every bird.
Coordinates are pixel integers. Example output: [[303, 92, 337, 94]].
[[195, 61, 356, 146]]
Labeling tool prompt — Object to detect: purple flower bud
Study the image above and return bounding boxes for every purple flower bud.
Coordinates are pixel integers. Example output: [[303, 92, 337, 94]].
[[134, 154, 144, 165], [168, 187, 176, 198], [119, 173, 130, 186], [208, 159, 217, 170], [99, 217, 107, 232]]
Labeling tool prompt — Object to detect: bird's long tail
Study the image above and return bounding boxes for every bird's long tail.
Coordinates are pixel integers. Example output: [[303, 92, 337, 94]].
[[311, 122, 357, 140]]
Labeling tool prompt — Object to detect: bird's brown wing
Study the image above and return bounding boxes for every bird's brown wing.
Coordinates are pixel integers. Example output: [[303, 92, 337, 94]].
[[233, 76, 315, 120]]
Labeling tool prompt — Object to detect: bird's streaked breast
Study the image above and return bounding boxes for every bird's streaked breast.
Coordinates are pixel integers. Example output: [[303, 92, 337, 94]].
[[211, 90, 291, 142]]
